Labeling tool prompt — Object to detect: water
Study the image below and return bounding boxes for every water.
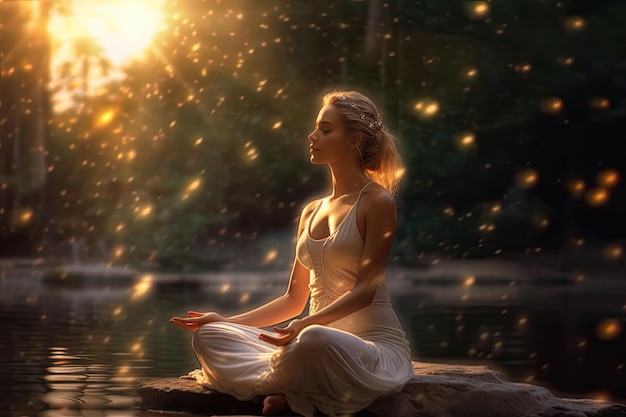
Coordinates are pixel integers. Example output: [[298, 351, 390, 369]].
[[1, 261, 624, 416]]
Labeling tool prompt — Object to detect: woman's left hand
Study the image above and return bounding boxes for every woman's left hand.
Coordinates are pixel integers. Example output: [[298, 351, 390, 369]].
[[259, 318, 306, 347]]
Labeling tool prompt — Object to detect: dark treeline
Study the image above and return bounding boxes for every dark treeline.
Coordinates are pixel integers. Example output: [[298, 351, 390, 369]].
[[1, 0, 625, 269]]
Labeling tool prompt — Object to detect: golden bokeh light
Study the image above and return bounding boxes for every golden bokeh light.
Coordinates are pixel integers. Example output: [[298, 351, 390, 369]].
[[596, 169, 620, 189], [596, 319, 622, 341], [585, 188, 610, 207], [96, 110, 116, 127], [515, 168, 539, 189], [564, 16, 586, 31], [454, 133, 475, 150], [465, 2, 489, 19], [413, 100, 439, 118], [50, 1, 166, 66], [538, 97, 563, 114], [463, 276, 475, 287], [589, 97, 610, 110], [566, 179, 586, 197], [131, 275, 153, 300]]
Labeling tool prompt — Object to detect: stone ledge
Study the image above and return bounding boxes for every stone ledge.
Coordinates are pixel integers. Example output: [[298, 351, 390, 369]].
[[138, 362, 626, 417]]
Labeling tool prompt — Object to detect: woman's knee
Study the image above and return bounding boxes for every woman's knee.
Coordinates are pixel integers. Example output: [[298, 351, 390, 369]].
[[296, 325, 336, 351], [191, 322, 226, 351]]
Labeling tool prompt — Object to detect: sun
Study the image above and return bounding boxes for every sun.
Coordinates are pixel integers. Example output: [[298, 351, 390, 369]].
[[50, 0, 165, 66], [48, 0, 165, 112]]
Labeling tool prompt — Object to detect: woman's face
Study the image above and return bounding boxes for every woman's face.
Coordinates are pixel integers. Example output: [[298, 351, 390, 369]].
[[308, 104, 354, 166]]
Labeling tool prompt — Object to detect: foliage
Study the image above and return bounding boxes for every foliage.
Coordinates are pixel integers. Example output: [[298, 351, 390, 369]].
[[2, 0, 626, 266]]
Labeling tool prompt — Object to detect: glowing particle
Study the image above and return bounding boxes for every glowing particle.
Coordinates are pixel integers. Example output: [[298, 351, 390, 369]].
[[466, 68, 478, 77], [17, 208, 34, 224], [604, 245, 623, 259], [112, 306, 123, 316], [566, 179, 585, 197], [131, 275, 153, 300], [539, 97, 563, 114], [194, 138, 203, 146], [515, 168, 539, 189], [454, 133, 475, 150], [584, 188, 609, 207], [127, 150, 137, 160], [443, 207, 455, 216], [186, 179, 201, 193], [463, 276, 475, 287], [589, 97, 610, 110], [263, 249, 278, 264], [138, 205, 153, 217], [465, 2, 489, 19], [97, 110, 115, 127], [272, 121, 282, 129], [564, 16, 586, 31], [596, 319, 622, 340], [413, 100, 439, 118], [596, 169, 620, 188]]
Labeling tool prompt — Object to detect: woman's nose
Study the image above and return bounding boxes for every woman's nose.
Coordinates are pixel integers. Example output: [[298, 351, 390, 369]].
[[308, 131, 316, 143]]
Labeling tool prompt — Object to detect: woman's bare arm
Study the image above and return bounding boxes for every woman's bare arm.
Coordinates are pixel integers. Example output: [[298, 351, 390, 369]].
[[170, 200, 317, 331]]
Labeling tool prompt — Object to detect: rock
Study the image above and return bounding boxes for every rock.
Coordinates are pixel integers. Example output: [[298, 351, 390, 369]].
[[138, 362, 626, 417]]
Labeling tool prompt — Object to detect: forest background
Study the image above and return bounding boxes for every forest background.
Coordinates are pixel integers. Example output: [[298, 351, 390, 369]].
[[1, 0, 625, 272]]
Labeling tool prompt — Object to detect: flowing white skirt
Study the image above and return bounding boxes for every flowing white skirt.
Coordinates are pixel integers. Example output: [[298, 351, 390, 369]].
[[188, 322, 413, 417]]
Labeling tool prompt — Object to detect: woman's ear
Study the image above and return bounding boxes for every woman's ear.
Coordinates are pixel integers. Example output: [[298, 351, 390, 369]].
[[350, 133, 363, 149]]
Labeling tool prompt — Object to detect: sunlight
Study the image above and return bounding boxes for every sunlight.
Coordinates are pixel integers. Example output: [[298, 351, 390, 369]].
[[49, 0, 165, 112], [50, 0, 165, 66]]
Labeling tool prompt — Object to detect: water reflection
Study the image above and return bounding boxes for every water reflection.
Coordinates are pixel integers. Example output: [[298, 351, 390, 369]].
[[1, 261, 624, 416]]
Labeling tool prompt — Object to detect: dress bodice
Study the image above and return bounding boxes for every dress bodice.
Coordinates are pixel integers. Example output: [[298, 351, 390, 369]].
[[295, 184, 409, 356]]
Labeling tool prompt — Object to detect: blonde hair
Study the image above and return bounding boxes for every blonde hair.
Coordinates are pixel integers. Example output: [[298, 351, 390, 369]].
[[323, 91, 405, 194]]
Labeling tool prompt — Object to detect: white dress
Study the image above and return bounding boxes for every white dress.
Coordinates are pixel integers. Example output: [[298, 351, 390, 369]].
[[188, 183, 414, 416]]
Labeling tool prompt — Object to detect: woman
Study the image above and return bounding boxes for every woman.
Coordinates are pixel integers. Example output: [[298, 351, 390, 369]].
[[170, 91, 414, 416]]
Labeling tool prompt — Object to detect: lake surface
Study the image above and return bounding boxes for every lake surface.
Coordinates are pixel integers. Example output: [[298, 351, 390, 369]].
[[1, 260, 624, 416]]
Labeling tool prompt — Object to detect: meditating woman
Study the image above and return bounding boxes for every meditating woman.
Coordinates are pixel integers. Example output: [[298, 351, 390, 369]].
[[170, 90, 414, 416]]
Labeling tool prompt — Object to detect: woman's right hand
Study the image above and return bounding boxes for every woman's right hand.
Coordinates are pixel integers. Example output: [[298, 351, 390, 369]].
[[169, 311, 225, 332]]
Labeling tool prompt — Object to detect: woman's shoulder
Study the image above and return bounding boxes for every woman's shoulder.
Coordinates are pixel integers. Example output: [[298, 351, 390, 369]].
[[361, 182, 396, 215]]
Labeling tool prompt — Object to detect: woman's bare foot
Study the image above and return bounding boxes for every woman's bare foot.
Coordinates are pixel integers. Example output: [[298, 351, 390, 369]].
[[262, 394, 288, 415]]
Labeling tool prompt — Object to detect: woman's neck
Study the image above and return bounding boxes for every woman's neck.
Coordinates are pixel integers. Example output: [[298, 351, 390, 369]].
[[328, 163, 370, 198]]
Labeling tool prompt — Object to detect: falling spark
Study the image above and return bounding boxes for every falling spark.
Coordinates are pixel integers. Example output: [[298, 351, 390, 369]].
[[138, 205, 153, 218], [272, 121, 283, 129], [454, 133, 475, 150], [97, 110, 115, 127], [186, 179, 201, 193], [585, 188, 609, 207], [564, 16, 586, 31], [413, 100, 439, 118], [539, 97, 563, 114], [604, 245, 623, 259], [131, 275, 153, 300], [566, 179, 585, 197], [443, 207, 455, 217], [589, 97, 610, 109], [463, 276, 475, 287], [465, 2, 489, 19], [596, 169, 620, 188], [263, 249, 278, 264], [17, 208, 34, 225], [596, 319, 622, 340], [515, 168, 539, 189]]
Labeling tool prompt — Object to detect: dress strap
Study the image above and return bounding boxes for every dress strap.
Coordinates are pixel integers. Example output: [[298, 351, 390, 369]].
[[355, 182, 373, 203]]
